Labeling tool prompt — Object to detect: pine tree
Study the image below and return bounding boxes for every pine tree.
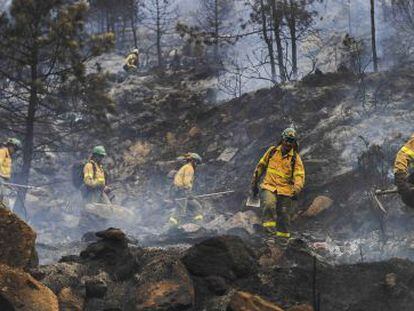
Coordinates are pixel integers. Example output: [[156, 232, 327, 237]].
[[0, 0, 114, 217]]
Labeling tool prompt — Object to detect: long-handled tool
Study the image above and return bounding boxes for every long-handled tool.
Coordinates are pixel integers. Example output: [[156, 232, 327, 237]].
[[1, 181, 44, 191], [174, 190, 235, 201], [369, 187, 402, 214]]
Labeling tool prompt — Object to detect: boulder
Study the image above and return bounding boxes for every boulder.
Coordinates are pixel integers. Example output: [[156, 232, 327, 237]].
[[188, 126, 202, 138], [133, 253, 194, 310], [0, 209, 37, 268], [223, 211, 261, 235], [95, 227, 126, 242], [0, 263, 59, 311], [84, 203, 135, 221], [85, 278, 108, 298], [58, 287, 84, 311], [217, 147, 238, 162], [228, 291, 284, 311], [182, 235, 256, 280], [302, 196, 333, 217]]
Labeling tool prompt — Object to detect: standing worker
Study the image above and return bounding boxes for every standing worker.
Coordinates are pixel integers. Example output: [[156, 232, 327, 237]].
[[251, 128, 305, 242], [78, 145, 111, 232], [394, 134, 414, 207], [124, 48, 139, 72], [0, 138, 22, 209], [169, 153, 203, 225]]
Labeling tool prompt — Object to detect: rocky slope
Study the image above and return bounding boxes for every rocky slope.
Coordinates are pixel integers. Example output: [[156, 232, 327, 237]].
[[3, 211, 414, 310]]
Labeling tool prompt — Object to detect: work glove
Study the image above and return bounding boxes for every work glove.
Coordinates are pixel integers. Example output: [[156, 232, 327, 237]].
[[103, 186, 112, 194], [395, 172, 411, 195]]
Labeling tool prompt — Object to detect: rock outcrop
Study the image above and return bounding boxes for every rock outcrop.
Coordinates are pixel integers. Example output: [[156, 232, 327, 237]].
[[0, 263, 59, 311], [0, 209, 37, 269]]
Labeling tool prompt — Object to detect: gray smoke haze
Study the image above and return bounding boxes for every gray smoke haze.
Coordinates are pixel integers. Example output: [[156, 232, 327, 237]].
[[0, 0, 12, 13]]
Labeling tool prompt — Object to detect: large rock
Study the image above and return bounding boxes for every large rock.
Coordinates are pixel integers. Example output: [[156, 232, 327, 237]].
[[228, 291, 284, 311], [182, 235, 256, 280], [302, 196, 333, 217], [133, 253, 195, 310], [58, 287, 84, 311], [222, 211, 261, 235], [0, 263, 59, 311], [0, 209, 37, 268]]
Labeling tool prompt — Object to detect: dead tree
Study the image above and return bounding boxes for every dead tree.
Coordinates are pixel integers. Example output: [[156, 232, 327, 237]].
[[371, 0, 379, 72], [143, 0, 177, 69]]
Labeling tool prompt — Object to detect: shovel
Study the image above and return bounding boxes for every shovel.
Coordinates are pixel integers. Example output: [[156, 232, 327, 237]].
[[246, 196, 260, 208]]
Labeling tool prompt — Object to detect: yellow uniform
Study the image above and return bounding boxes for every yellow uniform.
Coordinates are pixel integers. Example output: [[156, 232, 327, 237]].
[[83, 160, 105, 188], [254, 145, 305, 197], [125, 53, 139, 70], [252, 145, 305, 238], [0, 147, 12, 180], [394, 134, 414, 175], [173, 163, 194, 190]]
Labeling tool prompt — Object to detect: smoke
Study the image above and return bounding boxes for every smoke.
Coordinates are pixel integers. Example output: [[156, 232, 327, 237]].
[[0, 0, 12, 14]]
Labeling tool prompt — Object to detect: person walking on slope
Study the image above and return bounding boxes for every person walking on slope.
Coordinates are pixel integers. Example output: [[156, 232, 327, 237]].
[[0, 138, 22, 209], [394, 134, 414, 207], [251, 128, 305, 241], [79, 145, 111, 232], [124, 48, 139, 72], [169, 153, 203, 225]]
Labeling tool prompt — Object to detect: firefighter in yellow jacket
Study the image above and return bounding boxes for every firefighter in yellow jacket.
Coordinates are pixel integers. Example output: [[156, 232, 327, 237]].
[[124, 48, 139, 72], [169, 153, 203, 225], [394, 134, 414, 206], [82, 145, 110, 205], [251, 128, 305, 240], [79, 145, 111, 233], [0, 138, 22, 208]]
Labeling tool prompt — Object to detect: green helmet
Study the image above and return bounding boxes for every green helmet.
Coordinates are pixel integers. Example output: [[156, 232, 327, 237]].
[[6, 138, 22, 149], [92, 145, 107, 157], [281, 128, 297, 142]]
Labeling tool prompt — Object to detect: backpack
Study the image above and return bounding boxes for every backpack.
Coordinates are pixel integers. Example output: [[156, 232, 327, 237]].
[[71, 161, 96, 189]]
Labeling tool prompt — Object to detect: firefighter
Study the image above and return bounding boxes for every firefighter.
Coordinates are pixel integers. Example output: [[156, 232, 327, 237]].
[[79, 145, 111, 233], [251, 128, 305, 241], [169, 153, 203, 225], [0, 138, 22, 208], [394, 134, 414, 206], [124, 48, 139, 72]]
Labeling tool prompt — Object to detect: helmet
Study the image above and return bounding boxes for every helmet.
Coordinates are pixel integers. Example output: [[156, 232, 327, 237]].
[[92, 145, 107, 157], [187, 152, 202, 163], [179, 152, 202, 163], [132, 48, 139, 55], [281, 128, 297, 143], [6, 138, 22, 149]]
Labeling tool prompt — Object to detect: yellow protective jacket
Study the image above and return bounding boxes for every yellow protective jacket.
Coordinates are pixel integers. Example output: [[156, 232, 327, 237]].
[[83, 160, 106, 188], [394, 134, 414, 175], [0, 147, 11, 180], [173, 163, 194, 190], [253, 145, 305, 197], [125, 53, 139, 69]]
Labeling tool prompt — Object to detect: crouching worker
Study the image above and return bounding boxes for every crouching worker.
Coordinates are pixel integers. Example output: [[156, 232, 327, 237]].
[[251, 128, 305, 243], [124, 48, 139, 72], [0, 138, 22, 209], [169, 153, 203, 226], [78, 145, 111, 233], [394, 134, 414, 207]]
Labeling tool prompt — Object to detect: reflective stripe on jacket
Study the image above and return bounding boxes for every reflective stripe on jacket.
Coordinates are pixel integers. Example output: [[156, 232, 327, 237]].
[[83, 160, 105, 188], [173, 163, 194, 190], [394, 134, 414, 175], [254, 145, 305, 197], [0, 148, 11, 180]]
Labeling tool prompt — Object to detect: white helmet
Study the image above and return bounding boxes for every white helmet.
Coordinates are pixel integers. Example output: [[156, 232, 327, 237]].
[[132, 48, 139, 54]]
